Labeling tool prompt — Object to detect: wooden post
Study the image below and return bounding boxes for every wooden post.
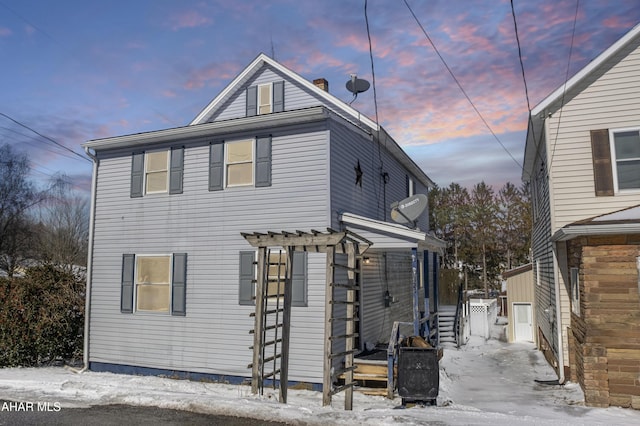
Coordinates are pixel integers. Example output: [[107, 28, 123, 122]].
[[323, 246, 335, 406], [345, 243, 355, 410], [279, 247, 294, 403], [411, 248, 420, 337], [252, 246, 267, 394]]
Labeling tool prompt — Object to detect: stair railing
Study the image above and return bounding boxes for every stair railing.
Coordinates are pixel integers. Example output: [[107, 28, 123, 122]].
[[454, 282, 464, 347]]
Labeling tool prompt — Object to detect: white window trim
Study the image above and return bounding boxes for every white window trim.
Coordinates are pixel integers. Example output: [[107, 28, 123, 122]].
[[134, 253, 173, 315], [144, 149, 170, 195], [225, 139, 255, 188], [258, 83, 272, 115], [609, 127, 640, 194]]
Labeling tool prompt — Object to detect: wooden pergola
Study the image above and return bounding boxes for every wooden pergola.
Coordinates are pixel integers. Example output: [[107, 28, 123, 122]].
[[242, 228, 371, 410]]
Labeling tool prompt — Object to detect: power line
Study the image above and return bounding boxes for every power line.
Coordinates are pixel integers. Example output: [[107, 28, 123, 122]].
[[403, 0, 524, 172], [549, 0, 580, 167], [0, 112, 90, 163]]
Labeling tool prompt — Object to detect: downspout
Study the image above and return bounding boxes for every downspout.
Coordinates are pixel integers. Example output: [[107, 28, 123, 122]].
[[544, 114, 565, 385], [80, 146, 98, 373]]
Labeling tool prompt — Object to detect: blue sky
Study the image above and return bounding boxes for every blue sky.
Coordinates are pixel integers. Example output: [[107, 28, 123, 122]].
[[1, 0, 639, 194]]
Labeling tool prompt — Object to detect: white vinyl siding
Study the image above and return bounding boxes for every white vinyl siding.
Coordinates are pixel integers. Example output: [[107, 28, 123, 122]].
[[544, 35, 640, 230]]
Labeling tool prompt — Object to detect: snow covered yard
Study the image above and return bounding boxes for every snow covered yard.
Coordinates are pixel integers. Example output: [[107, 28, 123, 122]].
[[1, 332, 639, 425]]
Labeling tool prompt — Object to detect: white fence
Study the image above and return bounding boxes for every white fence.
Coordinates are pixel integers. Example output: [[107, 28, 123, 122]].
[[469, 298, 498, 339]]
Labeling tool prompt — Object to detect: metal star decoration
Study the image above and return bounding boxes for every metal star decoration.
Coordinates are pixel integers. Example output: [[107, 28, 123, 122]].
[[354, 160, 363, 187]]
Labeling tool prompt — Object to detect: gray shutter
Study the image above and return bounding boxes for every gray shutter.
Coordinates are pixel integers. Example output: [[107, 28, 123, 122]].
[[239, 251, 255, 305], [209, 143, 224, 191], [590, 129, 614, 196], [121, 254, 135, 313], [172, 253, 187, 316], [246, 85, 257, 117], [255, 136, 272, 187], [273, 81, 284, 112], [292, 251, 307, 307], [169, 147, 184, 194], [131, 153, 144, 198]]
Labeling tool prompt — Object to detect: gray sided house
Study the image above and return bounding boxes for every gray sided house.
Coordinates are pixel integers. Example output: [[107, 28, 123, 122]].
[[523, 23, 640, 407], [82, 53, 443, 388]]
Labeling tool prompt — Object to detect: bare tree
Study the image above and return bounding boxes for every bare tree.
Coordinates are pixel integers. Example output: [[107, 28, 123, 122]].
[[37, 177, 89, 273], [0, 144, 49, 277]]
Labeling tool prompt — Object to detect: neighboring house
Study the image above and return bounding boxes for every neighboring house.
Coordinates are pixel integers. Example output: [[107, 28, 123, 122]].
[[523, 23, 640, 408], [82, 53, 443, 390], [503, 263, 536, 344]]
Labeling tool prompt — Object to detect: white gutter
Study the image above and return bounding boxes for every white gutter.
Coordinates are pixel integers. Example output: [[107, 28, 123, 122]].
[[552, 223, 640, 241], [80, 146, 98, 373], [83, 107, 330, 151]]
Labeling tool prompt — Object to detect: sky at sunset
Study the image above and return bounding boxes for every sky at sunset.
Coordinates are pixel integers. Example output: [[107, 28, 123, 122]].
[[2, 0, 640, 195]]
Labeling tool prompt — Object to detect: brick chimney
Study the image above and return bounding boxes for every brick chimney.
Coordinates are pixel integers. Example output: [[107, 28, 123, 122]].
[[313, 78, 329, 92]]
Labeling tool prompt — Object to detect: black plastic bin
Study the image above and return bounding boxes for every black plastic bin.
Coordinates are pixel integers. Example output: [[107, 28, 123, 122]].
[[397, 346, 439, 404]]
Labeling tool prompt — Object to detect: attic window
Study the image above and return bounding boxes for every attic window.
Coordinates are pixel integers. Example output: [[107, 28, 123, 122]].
[[258, 84, 272, 115]]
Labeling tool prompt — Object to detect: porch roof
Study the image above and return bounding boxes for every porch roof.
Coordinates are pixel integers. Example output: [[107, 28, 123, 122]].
[[339, 212, 446, 251], [552, 204, 640, 241]]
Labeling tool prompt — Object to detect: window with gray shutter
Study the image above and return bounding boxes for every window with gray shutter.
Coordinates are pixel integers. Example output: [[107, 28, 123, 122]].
[[130, 153, 144, 198], [209, 142, 224, 191], [590, 129, 614, 196], [172, 253, 187, 316], [169, 147, 184, 194], [121, 254, 135, 313], [255, 136, 272, 187]]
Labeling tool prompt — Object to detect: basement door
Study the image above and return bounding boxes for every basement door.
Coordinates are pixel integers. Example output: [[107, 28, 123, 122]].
[[513, 303, 533, 342]]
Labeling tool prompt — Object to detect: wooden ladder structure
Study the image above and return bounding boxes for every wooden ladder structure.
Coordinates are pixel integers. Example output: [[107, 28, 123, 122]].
[[324, 242, 358, 409], [242, 229, 370, 409], [248, 247, 292, 401]]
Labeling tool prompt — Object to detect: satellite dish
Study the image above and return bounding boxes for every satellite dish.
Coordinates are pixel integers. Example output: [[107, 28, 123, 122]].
[[346, 74, 370, 95], [390, 194, 428, 227]]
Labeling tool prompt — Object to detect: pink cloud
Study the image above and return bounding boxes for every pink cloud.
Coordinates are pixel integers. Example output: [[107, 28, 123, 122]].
[[0, 27, 11, 37], [183, 61, 240, 90], [169, 11, 212, 31]]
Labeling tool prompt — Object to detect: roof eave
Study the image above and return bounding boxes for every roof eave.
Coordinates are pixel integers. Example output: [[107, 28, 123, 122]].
[[551, 223, 640, 242], [83, 107, 330, 151]]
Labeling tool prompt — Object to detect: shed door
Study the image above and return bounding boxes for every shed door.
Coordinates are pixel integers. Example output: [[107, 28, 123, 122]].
[[513, 303, 533, 342]]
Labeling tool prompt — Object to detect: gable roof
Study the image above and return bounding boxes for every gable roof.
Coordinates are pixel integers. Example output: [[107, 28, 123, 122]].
[[190, 53, 379, 131], [523, 22, 640, 179]]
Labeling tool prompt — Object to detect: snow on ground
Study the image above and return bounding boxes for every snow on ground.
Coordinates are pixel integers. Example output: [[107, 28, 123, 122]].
[[1, 323, 640, 425]]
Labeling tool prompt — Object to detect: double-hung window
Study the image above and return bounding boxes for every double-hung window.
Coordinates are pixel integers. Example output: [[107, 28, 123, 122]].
[[209, 136, 272, 190], [610, 128, 640, 192], [130, 147, 184, 197], [226, 139, 254, 187], [246, 81, 284, 116], [121, 253, 187, 315], [145, 151, 169, 194]]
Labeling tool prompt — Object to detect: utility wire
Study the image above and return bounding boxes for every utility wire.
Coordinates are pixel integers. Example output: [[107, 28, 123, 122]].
[[403, 0, 523, 172], [549, 0, 580, 167], [0, 112, 90, 163]]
